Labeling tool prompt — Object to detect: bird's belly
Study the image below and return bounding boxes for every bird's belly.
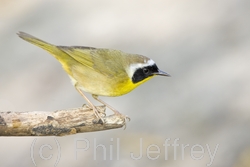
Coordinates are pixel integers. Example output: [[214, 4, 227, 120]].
[[77, 78, 136, 97], [70, 65, 152, 97]]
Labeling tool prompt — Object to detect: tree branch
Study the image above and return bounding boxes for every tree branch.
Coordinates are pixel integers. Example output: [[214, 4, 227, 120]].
[[0, 105, 125, 136]]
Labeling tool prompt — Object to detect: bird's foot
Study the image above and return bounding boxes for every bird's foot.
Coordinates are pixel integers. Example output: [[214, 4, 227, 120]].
[[114, 113, 130, 129], [83, 104, 106, 124]]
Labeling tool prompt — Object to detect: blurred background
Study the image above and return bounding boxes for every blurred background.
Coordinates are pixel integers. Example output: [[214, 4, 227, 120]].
[[1, 0, 250, 166]]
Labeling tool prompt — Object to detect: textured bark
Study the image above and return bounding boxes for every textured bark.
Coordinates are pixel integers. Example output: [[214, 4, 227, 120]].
[[0, 105, 126, 136]]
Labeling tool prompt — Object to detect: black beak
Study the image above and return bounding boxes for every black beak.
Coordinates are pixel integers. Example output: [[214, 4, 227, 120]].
[[155, 70, 171, 77]]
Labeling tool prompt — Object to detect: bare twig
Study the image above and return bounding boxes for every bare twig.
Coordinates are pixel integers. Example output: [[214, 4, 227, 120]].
[[0, 105, 125, 136]]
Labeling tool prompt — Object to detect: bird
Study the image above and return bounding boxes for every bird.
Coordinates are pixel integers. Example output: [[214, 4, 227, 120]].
[[17, 32, 170, 123]]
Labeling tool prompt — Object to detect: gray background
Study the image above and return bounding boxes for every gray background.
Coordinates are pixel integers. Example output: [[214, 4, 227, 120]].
[[1, 0, 250, 167]]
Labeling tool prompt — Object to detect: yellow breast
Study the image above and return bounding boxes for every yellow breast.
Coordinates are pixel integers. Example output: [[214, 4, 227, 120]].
[[110, 75, 154, 96]]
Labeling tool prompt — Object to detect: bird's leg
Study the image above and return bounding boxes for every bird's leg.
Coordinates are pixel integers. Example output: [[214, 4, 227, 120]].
[[92, 95, 130, 121], [75, 87, 105, 123], [92, 95, 130, 129], [92, 95, 120, 115]]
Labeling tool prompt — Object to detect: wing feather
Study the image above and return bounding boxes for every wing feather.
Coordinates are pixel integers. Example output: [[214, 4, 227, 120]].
[[58, 46, 127, 78]]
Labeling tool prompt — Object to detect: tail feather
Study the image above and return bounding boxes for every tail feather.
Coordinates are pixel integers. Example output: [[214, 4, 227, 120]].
[[17, 31, 75, 76], [17, 32, 58, 53]]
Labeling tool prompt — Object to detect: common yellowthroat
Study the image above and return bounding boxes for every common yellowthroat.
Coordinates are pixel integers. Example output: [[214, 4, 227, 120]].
[[17, 32, 170, 123]]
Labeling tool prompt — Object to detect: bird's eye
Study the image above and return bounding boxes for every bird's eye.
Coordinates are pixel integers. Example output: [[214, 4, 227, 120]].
[[143, 68, 149, 74]]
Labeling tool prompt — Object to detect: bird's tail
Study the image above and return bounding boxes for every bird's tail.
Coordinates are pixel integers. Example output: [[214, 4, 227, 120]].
[[17, 32, 71, 62], [17, 32, 76, 75], [17, 32, 58, 54]]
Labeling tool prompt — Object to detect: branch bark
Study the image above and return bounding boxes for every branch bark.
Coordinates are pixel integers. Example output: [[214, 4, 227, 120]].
[[0, 105, 126, 136]]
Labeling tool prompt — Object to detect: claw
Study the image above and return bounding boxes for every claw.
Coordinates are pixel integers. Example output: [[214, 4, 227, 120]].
[[114, 113, 130, 129]]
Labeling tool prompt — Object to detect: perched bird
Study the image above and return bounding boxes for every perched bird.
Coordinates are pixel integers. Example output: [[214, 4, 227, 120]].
[[17, 32, 170, 123]]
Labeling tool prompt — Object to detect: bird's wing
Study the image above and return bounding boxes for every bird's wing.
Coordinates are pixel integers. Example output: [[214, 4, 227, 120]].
[[58, 46, 126, 78], [58, 46, 95, 70]]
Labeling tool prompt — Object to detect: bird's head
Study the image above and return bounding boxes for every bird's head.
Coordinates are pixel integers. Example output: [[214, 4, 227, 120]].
[[126, 56, 170, 84]]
